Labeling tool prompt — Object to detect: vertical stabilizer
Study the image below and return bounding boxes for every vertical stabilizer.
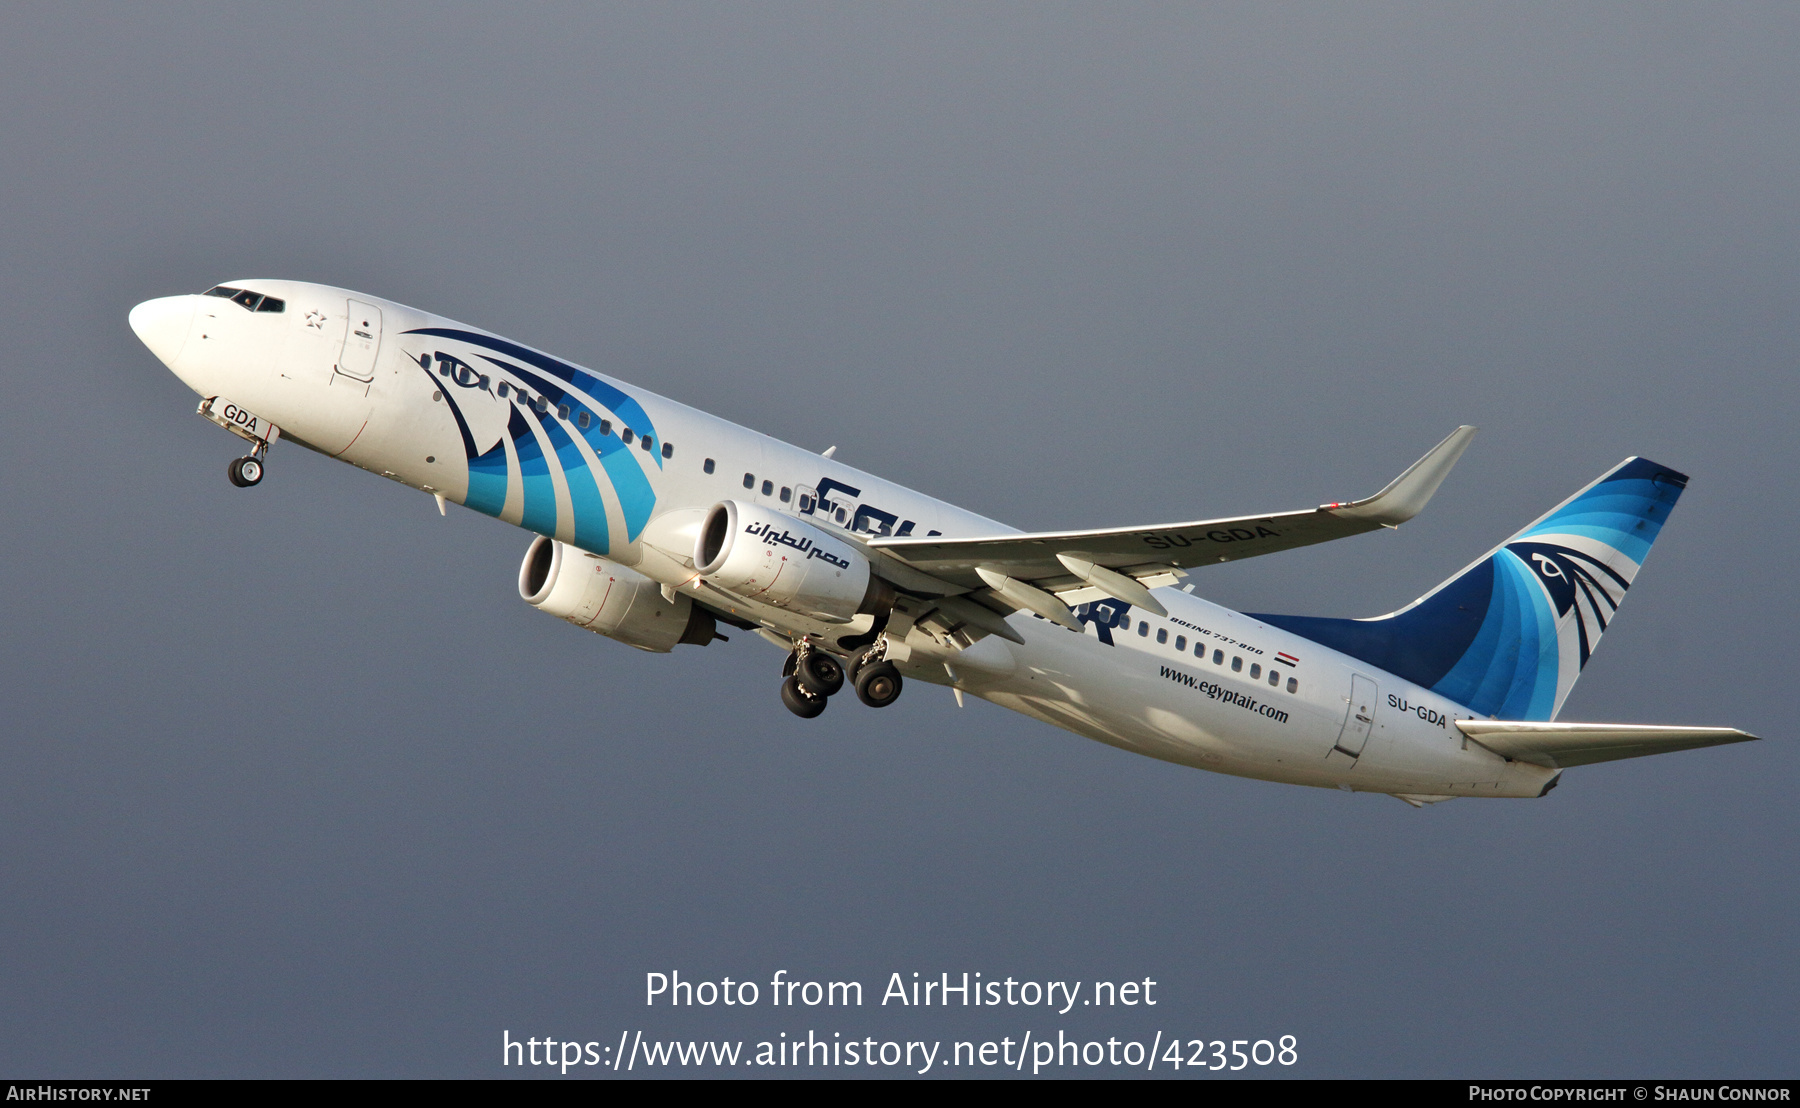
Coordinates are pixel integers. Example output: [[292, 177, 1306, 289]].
[[1252, 458, 1687, 721]]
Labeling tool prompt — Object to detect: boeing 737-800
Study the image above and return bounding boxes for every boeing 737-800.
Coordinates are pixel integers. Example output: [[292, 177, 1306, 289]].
[[127, 280, 1755, 805]]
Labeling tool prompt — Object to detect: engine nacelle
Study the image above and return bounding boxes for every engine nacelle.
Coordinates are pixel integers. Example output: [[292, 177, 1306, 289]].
[[519, 536, 716, 652], [694, 500, 891, 623]]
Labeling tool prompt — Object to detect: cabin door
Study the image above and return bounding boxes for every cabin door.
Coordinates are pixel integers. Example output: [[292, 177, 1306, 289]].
[[1334, 674, 1379, 758], [335, 299, 383, 382]]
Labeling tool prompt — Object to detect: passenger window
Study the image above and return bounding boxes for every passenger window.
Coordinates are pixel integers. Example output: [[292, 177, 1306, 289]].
[[835, 508, 846, 522], [761, 480, 774, 495], [703, 458, 715, 474], [1138, 622, 1149, 638], [1175, 635, 1186, 651], [1231, 656, 1242, 672], [662, 442, 674, 459], [497, 382, 510, 397], [1250, 664, 1261, 679], [558, 404, 570, 420], [577, 411, 590, 429], [743, 473, 755, 489], [600, 420, 612, 436], [478, 375, 489, 390], [1119, 617, 1131, 632], [1213, 650, 1223, 664], [1156, 629, 1167, 644], [780, 487, 792, 503], [621, 428, 633, 444], [1268, 669, 1280, 686], [255, 297, 285, 313], [535, 397, 549, 414], [641, 435, 653, 452], [1286, 677, 1298, 694]]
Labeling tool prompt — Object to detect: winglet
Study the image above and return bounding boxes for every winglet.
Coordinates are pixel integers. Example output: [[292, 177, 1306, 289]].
[[1330, 425, 1477, 526]]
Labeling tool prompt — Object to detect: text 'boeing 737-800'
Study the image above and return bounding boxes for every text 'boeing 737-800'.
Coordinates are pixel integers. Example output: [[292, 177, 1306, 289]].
[[128, 280, 1758, 806]]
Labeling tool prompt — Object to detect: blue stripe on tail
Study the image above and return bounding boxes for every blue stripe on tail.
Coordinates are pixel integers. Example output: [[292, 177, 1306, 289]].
[[1251, 457, 1687, 721]]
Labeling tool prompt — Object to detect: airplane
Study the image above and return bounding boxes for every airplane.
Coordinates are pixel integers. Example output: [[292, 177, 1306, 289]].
[[127, 280, 1757, 805]]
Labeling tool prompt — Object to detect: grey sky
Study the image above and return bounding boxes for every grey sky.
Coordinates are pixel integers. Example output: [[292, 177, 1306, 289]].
[[0, 2, 1794, 1076]]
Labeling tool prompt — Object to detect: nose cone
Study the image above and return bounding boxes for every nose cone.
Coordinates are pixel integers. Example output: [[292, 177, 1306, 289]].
[[128, 295, 195, 367]]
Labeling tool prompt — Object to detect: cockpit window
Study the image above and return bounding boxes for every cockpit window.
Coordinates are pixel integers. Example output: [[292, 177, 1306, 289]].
[[201, 286, 283, 313]]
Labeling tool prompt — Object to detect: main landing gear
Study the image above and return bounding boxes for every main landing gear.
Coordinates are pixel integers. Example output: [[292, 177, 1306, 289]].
[[779, 638, 905, 718]]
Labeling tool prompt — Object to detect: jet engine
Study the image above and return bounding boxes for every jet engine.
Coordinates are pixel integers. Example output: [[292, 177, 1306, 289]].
[[693, 500, 893, 623], [519, 536, 716, 652]]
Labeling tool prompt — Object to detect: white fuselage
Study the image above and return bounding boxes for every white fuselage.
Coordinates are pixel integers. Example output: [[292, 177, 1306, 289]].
[[131, 280, 1554, 800]]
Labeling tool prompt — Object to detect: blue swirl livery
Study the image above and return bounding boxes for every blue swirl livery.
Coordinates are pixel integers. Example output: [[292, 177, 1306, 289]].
[[405, 327, 663, 555], [1252, 458, 1687, 721]]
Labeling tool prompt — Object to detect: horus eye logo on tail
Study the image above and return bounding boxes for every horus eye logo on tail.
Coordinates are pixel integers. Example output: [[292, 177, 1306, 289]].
[[1507, 541, 1631, 670]]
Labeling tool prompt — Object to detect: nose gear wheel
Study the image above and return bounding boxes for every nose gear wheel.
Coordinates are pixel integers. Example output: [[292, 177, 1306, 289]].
[[227, 456, 263, 487]]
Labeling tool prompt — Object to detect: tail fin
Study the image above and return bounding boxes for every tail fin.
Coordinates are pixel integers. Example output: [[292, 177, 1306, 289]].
[[1251, 458, 1688, 721]]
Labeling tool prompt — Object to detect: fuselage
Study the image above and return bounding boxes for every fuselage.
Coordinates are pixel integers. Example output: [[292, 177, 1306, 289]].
[[129, 280, 1555, 800]]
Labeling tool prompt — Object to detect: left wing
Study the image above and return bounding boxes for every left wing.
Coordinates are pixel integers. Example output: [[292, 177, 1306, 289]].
[[868, 426, 1476, 618]]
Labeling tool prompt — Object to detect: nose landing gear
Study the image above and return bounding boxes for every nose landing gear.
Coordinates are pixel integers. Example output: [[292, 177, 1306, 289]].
[[198, 397, 279, 490]]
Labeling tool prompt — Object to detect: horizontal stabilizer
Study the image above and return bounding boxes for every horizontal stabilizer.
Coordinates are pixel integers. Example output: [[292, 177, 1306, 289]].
[[1456, 720, 1758, 769]]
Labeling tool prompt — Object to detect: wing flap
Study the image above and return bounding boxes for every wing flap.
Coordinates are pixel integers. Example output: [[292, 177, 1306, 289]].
[[1457, 720, 1759, 768]]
